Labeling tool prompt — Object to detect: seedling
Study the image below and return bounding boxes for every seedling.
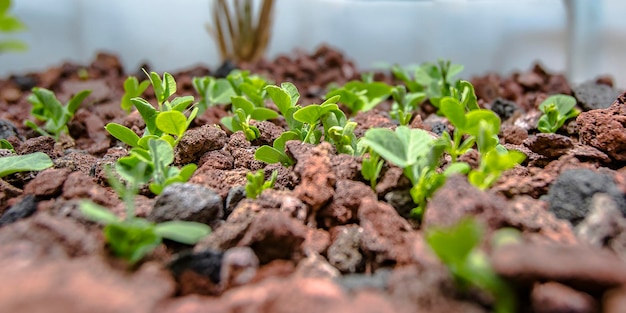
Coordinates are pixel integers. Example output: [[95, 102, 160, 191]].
[[325, 80, 392, 114], [221, 95, 279, 141], [537, 94, 579, 133], [106, 71, 198, 148], [0, 0, 27, 53], [292, 95, 342, 145], [426, 218, 517, 313], [120, 76, 150, 113], [25, 87, 92, 140], [192, 75, 236, 115], [361, 126, 468, 218], [392, 60, 464, 109], [227, 70, 271, 107], [360, 147, 383, 190], [245, 169, 278, 199], [0, 152, 53, 177], [438, 97, 501, 162], [115, 137, 197, 195], [80, 165, 210, 264], [469, 147, 526, 190], [0, 139, 14, 151], [390, 85, 426, 125], [254, 82, 302, 166]]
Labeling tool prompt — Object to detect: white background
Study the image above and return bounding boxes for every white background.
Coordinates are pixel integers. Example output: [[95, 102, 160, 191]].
[[1, 0, 624, 88]]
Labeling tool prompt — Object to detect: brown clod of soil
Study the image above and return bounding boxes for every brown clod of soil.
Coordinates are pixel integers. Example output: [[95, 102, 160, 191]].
[[578, 93, 626, 161]]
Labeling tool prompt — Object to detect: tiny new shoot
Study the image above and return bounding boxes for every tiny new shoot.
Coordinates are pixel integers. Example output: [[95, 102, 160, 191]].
[[79, 165, 210, 265], [120, 76, 150, 113], [245, 169, 278, 199], [390, 85, 426, 126], [226, 70, 271, 107], [192, 75, 236, 115], [25, 87, 92, 140], [537, 94, 579, 133], [325, 80, 392, 115], [426, 218, 517, 313], [220, 95, 278, 141], [438, 97, 500, 162], [360, 147, 384, 190]]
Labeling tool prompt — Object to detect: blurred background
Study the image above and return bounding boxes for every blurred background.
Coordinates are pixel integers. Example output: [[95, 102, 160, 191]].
[[1, 0, 623, 87]]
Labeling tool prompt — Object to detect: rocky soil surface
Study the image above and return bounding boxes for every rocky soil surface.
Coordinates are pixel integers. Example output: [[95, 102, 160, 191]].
[[1, 46, 626, 313]]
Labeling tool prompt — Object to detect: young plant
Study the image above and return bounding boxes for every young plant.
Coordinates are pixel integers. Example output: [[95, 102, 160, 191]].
[[468, 122, 526, 190], [438, 97, 501, 162], [0, 0, 27, 53], [79, 165, 210, 265], [426, 218, 517, 313], [0, 151, 53, 177], [325, 80, 392, 114], [245, 169, 278, 199], [192, 75, 236, 115], [393, 60, 464, 110], [537, 94, 579, 133], [254, 82, 302, 166], [120, 76, 150, 113], [0, 139, 14, 151], [227, 70, 271, 107], [390, 85, 426, 125], [106, 71, 197, 148], [220, 95, 278, 141], [25, 87, 92, 140], [115, 137, 197, 195], [361, 126, 468, 218], [360, 147, 384, 190]]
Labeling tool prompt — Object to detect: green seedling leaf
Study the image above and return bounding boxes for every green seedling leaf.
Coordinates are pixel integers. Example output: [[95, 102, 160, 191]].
[[131, 97, 158, 135], [156, 111, 187, 138], [105, 220, 161, 264], [440, 97, 466, 129], [426, 218, 484, 272], [67, 90, 92, 115], [361, 126, 434, 169], [170, 96, 195, 112], [121, 76, 150, 112], [293, 103, 340, 125], [464, 110, 500, 138], [154, 221, 211, 244], [79, 200, 120, 225], [105, 123, 140, 148], [250, 107, 279, 121], [0, 139, 14, 151], [537, 94, 579, 133], [0, 152, 53, 177]]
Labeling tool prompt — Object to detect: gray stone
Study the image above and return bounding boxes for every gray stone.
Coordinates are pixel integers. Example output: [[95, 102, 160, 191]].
[[224, 185, 246, 219], [0, 195, 37, 226], [0, 119, 19, 140], [149, 183, 223, 224], [543, 169, 626, 226], [220, 247, 259, 289], [335, 268, 392, 292], [327, 225, 364, 273], [573, 81, 621, 111]]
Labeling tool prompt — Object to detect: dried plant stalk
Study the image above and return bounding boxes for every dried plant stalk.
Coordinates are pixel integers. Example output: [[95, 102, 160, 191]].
[[207, 0, 275, 63]]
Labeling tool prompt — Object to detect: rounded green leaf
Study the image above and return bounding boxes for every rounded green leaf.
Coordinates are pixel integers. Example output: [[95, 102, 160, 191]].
[[156, 111, 187, 138], [154, 221, 211, 244], [105, 123, 140, 147], [0, 152, 53, 177]]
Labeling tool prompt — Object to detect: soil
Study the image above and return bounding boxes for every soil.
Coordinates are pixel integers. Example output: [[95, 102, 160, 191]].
[[1, 46, 626, 313]]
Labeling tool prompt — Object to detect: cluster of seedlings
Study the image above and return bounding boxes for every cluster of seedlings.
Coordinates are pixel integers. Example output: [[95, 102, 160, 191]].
[[0, 60, 582, 312]]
